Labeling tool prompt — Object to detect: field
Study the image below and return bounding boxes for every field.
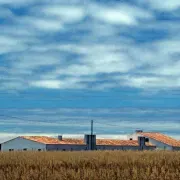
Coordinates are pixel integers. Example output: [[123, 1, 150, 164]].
[[0, 151, 180, 180]]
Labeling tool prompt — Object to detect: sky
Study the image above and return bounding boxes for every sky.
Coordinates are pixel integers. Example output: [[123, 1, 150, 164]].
[[0, 0, 180, 139]]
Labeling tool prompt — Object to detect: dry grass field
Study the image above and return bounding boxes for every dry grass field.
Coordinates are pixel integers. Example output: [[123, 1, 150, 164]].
[[0, 151, 179, 180]]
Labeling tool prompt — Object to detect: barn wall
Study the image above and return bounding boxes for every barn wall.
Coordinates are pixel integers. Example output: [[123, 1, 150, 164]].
[[1, 137, 46, 151], [96, 145, 155, 151], [96, 145, 139, 150], [46, 144, 87, 151], [145, 138, 172, 150], [172, 147, 180, 151], [46, 144, 155, 151]]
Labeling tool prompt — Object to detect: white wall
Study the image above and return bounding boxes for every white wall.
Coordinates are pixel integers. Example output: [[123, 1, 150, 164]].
[[128, 133, 143, 140], [147, 138, 172, 150], [1, 137, 46, 151]]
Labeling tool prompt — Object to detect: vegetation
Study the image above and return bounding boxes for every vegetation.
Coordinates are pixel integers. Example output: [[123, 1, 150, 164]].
[[0, 151, 179, 180]]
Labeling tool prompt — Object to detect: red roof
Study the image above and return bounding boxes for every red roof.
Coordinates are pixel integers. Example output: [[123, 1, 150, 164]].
[[21, 136, 154, 146], [96, 139, 154, 146], [21, 136, 85, 145], [138, 132, 180, 147]]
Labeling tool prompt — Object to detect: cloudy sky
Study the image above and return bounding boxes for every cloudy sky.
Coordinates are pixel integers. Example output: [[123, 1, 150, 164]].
[[0, 0, 180, 138]]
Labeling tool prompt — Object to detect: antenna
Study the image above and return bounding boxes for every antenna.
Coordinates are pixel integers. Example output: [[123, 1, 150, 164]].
[[91, 120, 93, 135], [90, 120, 94, 150]]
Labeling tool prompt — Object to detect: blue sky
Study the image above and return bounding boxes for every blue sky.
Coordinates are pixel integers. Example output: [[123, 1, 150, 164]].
[[0, 0, 180, 137]]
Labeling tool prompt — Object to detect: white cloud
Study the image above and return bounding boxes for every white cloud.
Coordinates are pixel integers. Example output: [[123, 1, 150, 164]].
[[30, 77, 87, 89], [18, 16, 63, 32], [90, 4, 153, 25], [0, 35, 29, 54], [31, 80, 62, 89], [37, 5, 86, 24], [118, 76, 180, 89], [151, 61, 180, 76]]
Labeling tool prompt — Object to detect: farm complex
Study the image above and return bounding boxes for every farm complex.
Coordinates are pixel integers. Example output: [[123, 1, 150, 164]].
[[1, 130, 180, 151]]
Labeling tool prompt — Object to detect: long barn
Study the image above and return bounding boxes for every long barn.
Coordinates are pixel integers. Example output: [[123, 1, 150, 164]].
[[0, 134, 155, 151], [1, 131, 180, 151]]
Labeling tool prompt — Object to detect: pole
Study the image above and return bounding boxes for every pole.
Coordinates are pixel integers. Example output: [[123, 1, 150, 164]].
[[91, 120, 93, 150], [91, 120, 93, 135]]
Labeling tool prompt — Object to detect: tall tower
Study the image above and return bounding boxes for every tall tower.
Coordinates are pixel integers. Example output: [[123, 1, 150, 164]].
[[84, 120, 96, 150]]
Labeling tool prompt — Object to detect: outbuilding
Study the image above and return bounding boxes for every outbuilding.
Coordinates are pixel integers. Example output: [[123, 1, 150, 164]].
[[128, 130, 180, 150]]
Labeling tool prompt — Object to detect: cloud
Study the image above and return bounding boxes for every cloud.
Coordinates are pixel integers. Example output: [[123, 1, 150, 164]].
[[0, 108, 180, 137], [0, 7, 13, 18], [117, 75, 180, 89], [138, 0, 180, 11], [0, 0, 180, 92], [90, 3, 153, 25], [0, 0, 32, 5], [21, 17, 63, 32], [35, 5, 86, 24], [0, 35, 28, 54], [30, 76, 95, 89], [31, 80, 62, 89]]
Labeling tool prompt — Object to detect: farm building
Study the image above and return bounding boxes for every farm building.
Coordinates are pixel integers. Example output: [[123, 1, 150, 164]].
[[1, 131, 180, 152], [0, 134, 155, 152], [128, 130, 180, 151], [0, 136, 87, 152]]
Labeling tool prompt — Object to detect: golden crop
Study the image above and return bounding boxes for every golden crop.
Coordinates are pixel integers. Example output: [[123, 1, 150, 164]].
[[0, 151, 179, 180]]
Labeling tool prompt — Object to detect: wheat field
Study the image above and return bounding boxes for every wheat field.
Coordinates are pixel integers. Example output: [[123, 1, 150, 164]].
[[0, 151, 179, 180]]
